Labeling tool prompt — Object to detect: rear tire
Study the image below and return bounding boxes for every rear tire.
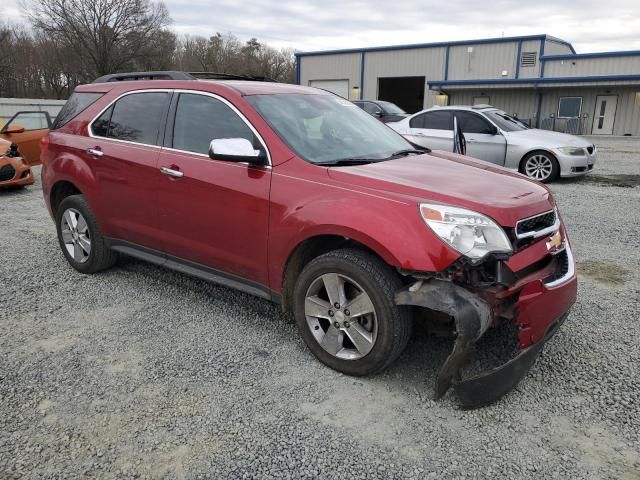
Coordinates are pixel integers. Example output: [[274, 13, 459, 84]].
[[293, 248, 412, 376], [520, 150, 560, 183], [56, 195, 118, 274]]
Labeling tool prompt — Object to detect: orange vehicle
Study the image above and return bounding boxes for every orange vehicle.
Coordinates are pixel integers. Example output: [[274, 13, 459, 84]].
[[0, 111, 52, 166], [0, 137, 34, 188]]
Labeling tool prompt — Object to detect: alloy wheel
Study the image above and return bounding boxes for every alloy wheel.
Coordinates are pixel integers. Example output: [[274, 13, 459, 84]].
[[60, 208, 91, 263], [525, 154, 553, 181], [304, 273, 378, 360]]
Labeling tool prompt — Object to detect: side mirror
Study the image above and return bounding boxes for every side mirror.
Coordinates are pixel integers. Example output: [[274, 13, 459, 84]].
[[208, 138, 267, 166], [487, 124, 499, 135], [3, 124, 25, 134], [373, 111, 384, 118]]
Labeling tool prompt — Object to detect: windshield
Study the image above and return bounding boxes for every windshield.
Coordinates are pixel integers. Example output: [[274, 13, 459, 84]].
[[245, 94, 414, 164], [377, 101, 406, 115], [484, 110, 530, 132]]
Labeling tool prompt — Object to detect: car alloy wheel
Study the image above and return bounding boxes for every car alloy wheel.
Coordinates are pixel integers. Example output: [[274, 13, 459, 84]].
[[60, 208, 91, 263], [524, 154, 554, 181], [304, 272, 378, 360]]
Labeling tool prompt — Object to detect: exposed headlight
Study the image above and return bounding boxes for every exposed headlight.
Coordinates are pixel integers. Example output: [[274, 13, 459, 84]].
[[557, 147, 585, 156], [420, 203, 512, 261]]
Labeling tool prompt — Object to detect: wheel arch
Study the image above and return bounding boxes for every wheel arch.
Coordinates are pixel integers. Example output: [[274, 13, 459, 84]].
[[50, 180, 83, 218], [280, 233, 401, 314]]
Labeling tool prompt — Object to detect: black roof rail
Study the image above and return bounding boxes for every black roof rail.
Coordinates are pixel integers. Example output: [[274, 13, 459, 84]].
[[92, 71, 196, 83], [92, 70, 278, 83], [188, 71, 277, 82]]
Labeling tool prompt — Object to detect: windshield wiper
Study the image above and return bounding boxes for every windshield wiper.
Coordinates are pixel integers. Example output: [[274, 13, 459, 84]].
[[316, 157, 382, 166], [385, 148, 428, 159]]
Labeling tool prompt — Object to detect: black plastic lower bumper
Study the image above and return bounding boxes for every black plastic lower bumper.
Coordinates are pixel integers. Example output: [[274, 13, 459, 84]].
[[453, 312, 568, 409]]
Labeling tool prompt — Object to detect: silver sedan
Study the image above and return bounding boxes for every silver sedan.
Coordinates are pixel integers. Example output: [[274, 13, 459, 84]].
[[389, 105, 597, 183]]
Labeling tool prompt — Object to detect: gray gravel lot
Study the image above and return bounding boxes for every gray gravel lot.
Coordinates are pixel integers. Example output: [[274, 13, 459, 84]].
[[1, 136, 639, 479]]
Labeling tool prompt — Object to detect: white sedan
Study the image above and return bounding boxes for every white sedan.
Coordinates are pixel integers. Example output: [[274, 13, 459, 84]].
[[389, 105, 597, 183]]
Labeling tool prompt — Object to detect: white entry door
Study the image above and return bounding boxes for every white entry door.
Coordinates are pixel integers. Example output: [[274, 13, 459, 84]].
[[592, 95, 618, 135], [309, 80, 349, 99]]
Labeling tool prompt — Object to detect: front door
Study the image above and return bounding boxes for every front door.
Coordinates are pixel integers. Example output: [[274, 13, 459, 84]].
[[592, 95, 618, 135], [454, 110, 507, 165], [0, 111, 51, 165], [156, 91, 271, 286]]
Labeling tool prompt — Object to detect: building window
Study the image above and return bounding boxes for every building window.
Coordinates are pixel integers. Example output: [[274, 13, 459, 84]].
[[520, 52, 537, 67], [558, 97, 583, 118]]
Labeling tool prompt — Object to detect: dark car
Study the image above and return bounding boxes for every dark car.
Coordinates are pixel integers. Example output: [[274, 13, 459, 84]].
[[353, 100, 408, 123], [41, 71, 576, 408]]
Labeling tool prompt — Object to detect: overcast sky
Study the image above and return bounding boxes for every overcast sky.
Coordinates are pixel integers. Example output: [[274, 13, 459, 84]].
[[3, 0, 640, 53]]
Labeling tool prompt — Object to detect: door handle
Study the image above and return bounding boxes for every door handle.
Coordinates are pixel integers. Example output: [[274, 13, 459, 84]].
[[86, 148, 103, 157], [160, 166, 184, 178]]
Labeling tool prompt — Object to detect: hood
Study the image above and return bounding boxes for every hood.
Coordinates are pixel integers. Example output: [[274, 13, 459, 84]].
[[327, 151, 553, 227], [505, 128, 592, 148]]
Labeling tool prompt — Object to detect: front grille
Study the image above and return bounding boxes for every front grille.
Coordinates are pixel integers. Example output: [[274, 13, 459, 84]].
[[587, 145, 594, 155], [516, 210, 557, 237], [544, 248, 569, 284], [0, 164, 16, 182]]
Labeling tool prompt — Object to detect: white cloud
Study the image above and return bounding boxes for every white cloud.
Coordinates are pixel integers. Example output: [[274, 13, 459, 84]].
[[3, 0, 640, 53]]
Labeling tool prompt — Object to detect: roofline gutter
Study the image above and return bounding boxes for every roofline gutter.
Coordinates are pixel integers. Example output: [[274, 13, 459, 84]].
[[294, 34, 573, 58]]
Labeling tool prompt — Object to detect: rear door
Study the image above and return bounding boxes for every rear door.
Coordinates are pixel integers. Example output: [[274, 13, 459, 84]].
[[454, 110, 507, 164], [86, 90, 172, 247], [0, 111, 51, 165], [155, 91, 272, 286], [401, 110, 453, 150]]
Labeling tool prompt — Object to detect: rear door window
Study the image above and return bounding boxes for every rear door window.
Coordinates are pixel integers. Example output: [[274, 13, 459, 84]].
[[91, 92, 171, 145], [411, 110, 452, 130], [52, 92, 103, 129]]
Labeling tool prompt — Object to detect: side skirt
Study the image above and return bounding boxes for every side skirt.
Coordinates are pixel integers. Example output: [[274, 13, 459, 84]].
[[107, 238, 281, 304]]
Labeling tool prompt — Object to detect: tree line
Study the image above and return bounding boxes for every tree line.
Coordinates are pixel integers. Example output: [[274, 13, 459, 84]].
[[0, 0, 296, 99]]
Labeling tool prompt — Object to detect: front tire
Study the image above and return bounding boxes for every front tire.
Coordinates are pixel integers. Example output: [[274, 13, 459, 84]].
[[293, 248, 412, 376], [56, 195, 118, 274], [520, 150, 560, 183]]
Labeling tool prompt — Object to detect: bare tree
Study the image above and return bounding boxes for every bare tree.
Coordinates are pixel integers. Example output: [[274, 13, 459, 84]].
[[23, 0, 172, 79]]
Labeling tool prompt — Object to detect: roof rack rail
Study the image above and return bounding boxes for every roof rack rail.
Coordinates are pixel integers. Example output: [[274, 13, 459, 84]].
[[188, 71, 277, 82], [92, 70, 278, 83], [92, 71, 196, 83]]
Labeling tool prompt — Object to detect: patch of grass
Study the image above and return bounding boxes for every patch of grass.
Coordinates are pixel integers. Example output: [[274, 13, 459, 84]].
[[577, 260, 628, 285]]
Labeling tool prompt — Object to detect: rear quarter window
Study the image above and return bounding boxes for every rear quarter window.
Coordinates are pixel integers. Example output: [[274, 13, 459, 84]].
[[51, 92, 104, 129]]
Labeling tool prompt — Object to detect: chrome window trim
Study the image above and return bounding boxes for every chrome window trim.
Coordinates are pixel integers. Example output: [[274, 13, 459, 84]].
[[544, 242, 575, 288], [171, 89, 272, 166], [515, 208, 561, 240], [87, 88, 272, 166], [87, 88, 172, 149]]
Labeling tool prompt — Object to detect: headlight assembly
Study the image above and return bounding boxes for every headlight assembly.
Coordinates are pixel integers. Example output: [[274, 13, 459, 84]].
[[557, 147, 585, 156], [420, 203, 512, 261]]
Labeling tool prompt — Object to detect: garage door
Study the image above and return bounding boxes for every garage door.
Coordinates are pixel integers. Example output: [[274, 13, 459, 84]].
[[309, 80, 349, 99]]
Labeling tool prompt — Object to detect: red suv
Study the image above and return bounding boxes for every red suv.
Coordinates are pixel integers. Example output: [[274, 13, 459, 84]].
[[41, 72, 577, 408]]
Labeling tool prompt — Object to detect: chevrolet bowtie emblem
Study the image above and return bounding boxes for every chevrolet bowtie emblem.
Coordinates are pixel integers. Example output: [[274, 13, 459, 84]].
[[546, 231, 562, 251]]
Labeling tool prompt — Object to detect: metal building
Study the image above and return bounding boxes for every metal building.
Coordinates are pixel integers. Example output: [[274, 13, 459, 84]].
[[295, 34, 640, 136]]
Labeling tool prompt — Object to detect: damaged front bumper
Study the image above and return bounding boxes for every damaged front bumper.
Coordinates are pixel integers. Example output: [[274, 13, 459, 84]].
[[396, 241, 577, 409]]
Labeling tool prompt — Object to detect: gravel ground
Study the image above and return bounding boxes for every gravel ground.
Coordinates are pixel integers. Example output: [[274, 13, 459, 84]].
[[1, 136, 639, 479]]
